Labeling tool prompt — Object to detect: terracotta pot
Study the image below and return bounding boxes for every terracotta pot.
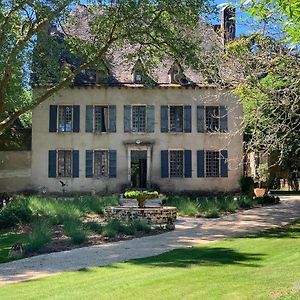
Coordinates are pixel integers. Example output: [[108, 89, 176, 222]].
[[254, 188, 266, 198]]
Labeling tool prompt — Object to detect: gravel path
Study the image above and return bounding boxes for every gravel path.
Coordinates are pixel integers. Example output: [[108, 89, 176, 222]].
[[0, 196, 299, 286]]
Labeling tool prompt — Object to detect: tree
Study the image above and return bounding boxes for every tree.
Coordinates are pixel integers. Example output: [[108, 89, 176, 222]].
[[0, 0, 216, 133], [245, 0, 300, 44]]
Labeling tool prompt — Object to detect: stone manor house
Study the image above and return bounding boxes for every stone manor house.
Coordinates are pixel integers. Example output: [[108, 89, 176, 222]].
[[2, 6, 243, 194]]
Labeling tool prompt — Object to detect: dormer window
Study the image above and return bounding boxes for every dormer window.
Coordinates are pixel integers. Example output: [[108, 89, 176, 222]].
[[134, 70, 143, 83], [169, 63, 188, 85]]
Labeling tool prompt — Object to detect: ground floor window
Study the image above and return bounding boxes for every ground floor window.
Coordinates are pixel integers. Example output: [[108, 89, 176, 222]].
[[57, 150, 72, 177], [94, 150, 109, 177], [206, 151, 220, 177], [169, 150, 184, 177]]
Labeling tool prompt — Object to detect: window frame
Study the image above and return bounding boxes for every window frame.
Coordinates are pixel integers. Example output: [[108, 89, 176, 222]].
[[131, 105, 147, 133], [57, 149, 73, 178], [169, 149, 184, 178], [205, 150, 220, 178], [58, 105, 73, 133], [93, 149, 109, 178], [169, 105, 184, 133], [93, 105, 109, 133]]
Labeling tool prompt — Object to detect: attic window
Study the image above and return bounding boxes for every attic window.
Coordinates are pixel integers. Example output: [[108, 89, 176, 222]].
[[170, 63, 188, 85], [134, 69, 143, 83], [95, 62, 110, 84]]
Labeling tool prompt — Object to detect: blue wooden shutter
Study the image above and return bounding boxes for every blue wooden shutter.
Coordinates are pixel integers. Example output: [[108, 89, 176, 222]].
[[48, 150, 57, 178], [184, 106, 192, 133], [197, 150, 205, 177], [184, 150, 192, 177], [146, 105, 155, 133], [124, 105, 131, 132], [220, 150, 228, 177], [161, 150, 169, 178], [197, 106, 205, 133], [73, 106, 80, 132], [86, 105, 94, 133], [86, 150, 93, 178], [220, 106, 228, 132], [109, 150, 117, 178], [49, 105, 57, 132], [161, 106, 169, 133], [72, 150, 79, 178], [108, 105, 116, 132]]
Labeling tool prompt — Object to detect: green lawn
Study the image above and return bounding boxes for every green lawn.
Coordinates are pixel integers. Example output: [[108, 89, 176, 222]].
[[0, 222, 300, 300]]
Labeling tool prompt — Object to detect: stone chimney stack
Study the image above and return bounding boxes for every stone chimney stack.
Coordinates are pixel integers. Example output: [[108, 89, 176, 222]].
[[221, 5, 236, 44]]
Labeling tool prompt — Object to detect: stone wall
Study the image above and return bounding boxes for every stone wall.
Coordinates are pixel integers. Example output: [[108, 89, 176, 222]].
[[105, 206, 177, 225], [0, 151, 32, 193]]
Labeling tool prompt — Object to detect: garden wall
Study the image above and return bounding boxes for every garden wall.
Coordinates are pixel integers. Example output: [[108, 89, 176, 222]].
[[0, 151, 32, 193]]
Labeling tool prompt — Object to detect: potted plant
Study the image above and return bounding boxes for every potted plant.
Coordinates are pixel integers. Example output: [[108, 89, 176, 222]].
[[254, 163, 269, 198], [124, 190, 159, 208]]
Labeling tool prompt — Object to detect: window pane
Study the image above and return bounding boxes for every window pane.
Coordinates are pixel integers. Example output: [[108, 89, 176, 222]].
[[94, 151, 108, 177], [57, 150, 72, 177], [170, 106, 183, 132], [58, 106, 73, 132], [95, 106, 108, 132], [132, 106, 146, 132], [206, 106, 220, 132], [206, 151, 219, 177], [170, 150, 184, 177]]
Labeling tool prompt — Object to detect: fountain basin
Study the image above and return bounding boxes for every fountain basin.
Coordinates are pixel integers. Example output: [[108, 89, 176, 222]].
[[105, 206, 177, 226]]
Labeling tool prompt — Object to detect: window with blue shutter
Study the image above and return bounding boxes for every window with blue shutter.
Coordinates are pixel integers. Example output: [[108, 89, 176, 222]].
[[86, 105, 94, 133], [197, 150, 205, 177], [49, 105, 57, 132], [48, 150, 57, 177], [220, 150, 228, 177], [109, 150, 117, 178], [108, 105, 116, 132], [184, 150, 192, 177], [161, 106, 169, 133], [161, 150, 169, 178], [85, 150, 94, 178], [184, 106, 192, 133], [124, 105, 131, 132], [72, 106, 80, 132], [220, 106, 228, 132], [146, 105, 155, 132], [72, 150, 79, 177], [197, 106, 205, 133]]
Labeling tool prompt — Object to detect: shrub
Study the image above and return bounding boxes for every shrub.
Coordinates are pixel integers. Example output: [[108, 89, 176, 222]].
[[239, 176, 255, 196], [0, 197, 32, 228], [256, 195, 280, 205], [102, 227, 117, 238], [84, 221, 103, 233], [131, 220, 151, 233], [164, 196, 199, 216], [28, 220, 51, 251], [238, 196, 256, 209], [124, 190, 159, 208], [63, 218, 87, 245], [205, 208, 220, 218]]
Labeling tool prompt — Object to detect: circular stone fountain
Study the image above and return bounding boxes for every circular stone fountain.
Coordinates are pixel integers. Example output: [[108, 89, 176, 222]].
[[104, 206, 177, 227]]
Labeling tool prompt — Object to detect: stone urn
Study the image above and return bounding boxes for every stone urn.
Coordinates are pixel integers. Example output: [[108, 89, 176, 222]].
[[124, 191, 159, 208], [254, 188, 266, 198]]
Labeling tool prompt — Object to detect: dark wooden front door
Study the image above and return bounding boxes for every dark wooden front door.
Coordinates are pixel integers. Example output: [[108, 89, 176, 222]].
[[131, 150, 147, 188]]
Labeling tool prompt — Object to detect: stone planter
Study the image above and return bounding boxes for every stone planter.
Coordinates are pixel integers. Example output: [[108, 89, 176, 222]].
[[254, 188, 266, 198]]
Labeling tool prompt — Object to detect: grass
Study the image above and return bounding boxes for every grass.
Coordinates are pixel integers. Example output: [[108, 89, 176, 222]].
[[0, 221, 300, 299], [28, 220, 51, 251], [164, 195, 260, 217]]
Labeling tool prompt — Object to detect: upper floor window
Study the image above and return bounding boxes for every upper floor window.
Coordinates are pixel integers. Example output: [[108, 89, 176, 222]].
[[49, 105, 80, 133], [197, 105, 228, 133], [58, 106, 73, 132], [94, 106, 109, 132], [170, 106, 184, 132], [86, 105, 116, 133], [124, 105, 155, 133], [161, 105, 191, 133]]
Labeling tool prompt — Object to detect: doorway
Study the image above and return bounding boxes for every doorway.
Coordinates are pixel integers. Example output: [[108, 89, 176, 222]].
[[131, 150, 147, 188]]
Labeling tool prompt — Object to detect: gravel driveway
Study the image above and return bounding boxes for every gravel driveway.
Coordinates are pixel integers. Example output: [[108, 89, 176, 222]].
[[0, 195, 299, 286]]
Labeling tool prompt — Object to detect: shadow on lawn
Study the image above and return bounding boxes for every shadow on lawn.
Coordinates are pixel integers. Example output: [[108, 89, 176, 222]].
[[129, 246, 264, 269]]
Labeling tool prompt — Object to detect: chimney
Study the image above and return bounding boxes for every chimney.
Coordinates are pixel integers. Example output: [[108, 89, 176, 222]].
[[221, 5, 236, 44]]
